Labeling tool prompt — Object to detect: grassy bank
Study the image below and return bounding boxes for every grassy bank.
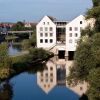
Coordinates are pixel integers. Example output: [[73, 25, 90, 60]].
[[0, 47, 54, 82]]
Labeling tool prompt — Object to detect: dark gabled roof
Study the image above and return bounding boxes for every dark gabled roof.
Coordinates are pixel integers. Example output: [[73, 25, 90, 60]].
[[47, 16, 57, 22]]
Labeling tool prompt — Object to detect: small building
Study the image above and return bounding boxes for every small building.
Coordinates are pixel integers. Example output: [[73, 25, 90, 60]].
[[24, 22, 32, 28]]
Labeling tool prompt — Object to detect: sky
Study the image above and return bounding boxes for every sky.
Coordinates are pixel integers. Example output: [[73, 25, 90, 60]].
[[0, 0, 93, 22]]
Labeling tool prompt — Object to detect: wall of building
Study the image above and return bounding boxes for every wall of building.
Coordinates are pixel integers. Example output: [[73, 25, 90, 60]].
[[36, 16, 56, 48], [66, 15, 87, 51], [36, 15, 95, 58]]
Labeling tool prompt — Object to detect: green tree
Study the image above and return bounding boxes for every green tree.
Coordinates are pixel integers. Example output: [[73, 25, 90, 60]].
[[87, 68, 100, 100], [28, 48, 51, 62], [21, 39, 31, 50], [29, 32, 36, 47], [0, 43, 12, 68], [92, 0, 100, 7], [86, 0, 100, 32], [0, 81, 13, 100], [70, 33, 100, 81], [0, 43, 13, 79], [11, 21, 25, 31]]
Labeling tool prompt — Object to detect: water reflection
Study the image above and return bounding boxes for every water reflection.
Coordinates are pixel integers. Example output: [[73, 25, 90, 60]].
[[0, 57, 87, 100], [37, 60, 57, 93], [37, 57, 88, 96], [0, 81, 13, 100], [8, 44, 21, 56]]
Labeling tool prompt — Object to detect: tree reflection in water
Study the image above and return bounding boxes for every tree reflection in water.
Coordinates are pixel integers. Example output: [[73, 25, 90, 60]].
[[0, 62, 46, 100], [0, 81, 13, 100], [27, 62, 47, 74]]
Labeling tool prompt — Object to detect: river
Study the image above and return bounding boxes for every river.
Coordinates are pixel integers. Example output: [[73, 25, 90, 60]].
[[0, 51, 87, 100]]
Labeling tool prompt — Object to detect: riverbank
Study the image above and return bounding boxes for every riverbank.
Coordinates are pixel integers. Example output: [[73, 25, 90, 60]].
[[0, 46, 54, 82]]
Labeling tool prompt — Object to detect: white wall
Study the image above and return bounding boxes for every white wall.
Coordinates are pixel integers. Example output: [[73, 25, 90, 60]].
[[66, 15, 87, 51], [36, 16, 56, 48], [36, 15, 95, 52]]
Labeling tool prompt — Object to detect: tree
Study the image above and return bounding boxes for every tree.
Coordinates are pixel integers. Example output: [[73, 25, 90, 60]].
[[0, 43, 13, 79], [79, 94, 88, 100], [87, 68, 100, 100], [0, 81, 13, 100], [68, 33, 100, 99], [0, 43, 12, 68], [86, 0, 100, 32], [29, 32, 36, 47], [11, 21, 25, 31], [92, 0, 100, 7], [28, 48, 51, 62], [21, 39, 31, 50], [68, 38, 94, 83]]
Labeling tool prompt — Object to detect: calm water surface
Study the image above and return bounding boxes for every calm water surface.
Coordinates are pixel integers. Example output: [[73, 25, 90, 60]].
[[8, 45, 21, 56], [10, 72, 79, 100], [0, 44, 87, 100]]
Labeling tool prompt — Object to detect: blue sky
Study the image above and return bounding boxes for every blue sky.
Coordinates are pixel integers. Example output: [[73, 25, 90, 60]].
[[0, 0, 92, 22]]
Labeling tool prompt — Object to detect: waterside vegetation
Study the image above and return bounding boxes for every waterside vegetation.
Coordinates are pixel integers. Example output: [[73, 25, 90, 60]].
[[68, 0, 100, 100]]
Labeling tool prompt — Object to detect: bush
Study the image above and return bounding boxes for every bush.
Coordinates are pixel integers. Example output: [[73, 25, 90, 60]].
[[0, 68, 14, 79], [28, 48, 53, 62]]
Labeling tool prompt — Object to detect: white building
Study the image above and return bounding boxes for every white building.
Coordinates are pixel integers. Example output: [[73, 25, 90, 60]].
[[36, 16, 56, 48], [36, 15, 94, 59]]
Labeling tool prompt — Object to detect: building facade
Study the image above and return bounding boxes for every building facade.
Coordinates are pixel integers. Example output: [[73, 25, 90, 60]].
[[36, 15, 94, 59]]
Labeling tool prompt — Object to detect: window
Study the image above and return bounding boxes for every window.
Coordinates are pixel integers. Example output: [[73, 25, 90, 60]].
[[50, 39, 53, 43], [50, 78, 53, 82], [45, 39, 48, 43], [45, 79, 48, 82], [47, 22, 49, 25], [69, 33, 72, 37], [40, 33, 43, 37], [48, 84, 50, 87], [45, 27, 48, 31], [69, 27, 72, 31], [40, 39, 43, 43], [45, 33, 48, 37], [50, 27, 53, 31], [41, 79, 43, 82], [80, 87, 83, 90], [80, 21, 82, 24], [44, 84, 46, 87], [43, 22, 45, 25], [40, 27, 43, 31], [69, 39, 72, 43], [50, 67, 53, 71], [45, 73, 48, 77], [75, 27, 78, 31], [50, 73, 53, 77], [50, 33, 53, 37], [75, 33, 78, 37]]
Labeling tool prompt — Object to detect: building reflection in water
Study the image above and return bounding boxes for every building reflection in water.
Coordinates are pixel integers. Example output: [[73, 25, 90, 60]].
[[37, 59, 57, 94], [37, 57, 88, 95]]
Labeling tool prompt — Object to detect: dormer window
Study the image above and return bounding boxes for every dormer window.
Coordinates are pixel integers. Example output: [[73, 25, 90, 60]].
[[80, 21, 82, 24], [43, 22, 45, 25]]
